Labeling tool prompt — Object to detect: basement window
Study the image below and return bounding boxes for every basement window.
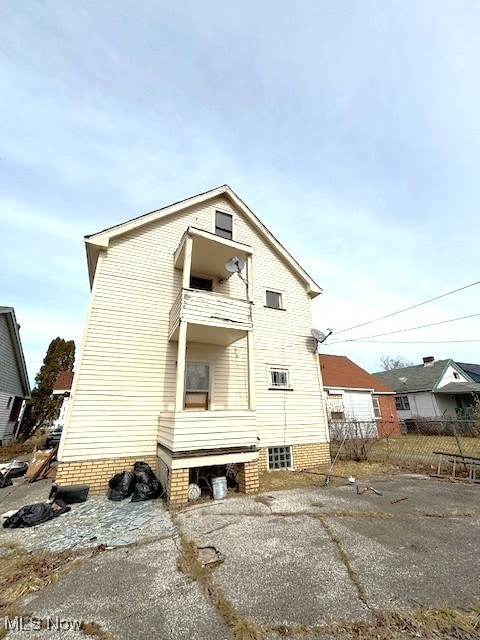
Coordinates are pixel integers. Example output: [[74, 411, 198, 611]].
[[215, 211, 233, 240], [268, 446, 292, 470]]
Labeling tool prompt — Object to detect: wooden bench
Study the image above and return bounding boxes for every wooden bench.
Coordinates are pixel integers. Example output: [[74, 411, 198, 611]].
[[431, 451, 480, 483]]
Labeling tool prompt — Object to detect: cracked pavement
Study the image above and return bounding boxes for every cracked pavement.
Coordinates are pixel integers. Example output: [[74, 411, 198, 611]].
[[2, 474, 480, 639]]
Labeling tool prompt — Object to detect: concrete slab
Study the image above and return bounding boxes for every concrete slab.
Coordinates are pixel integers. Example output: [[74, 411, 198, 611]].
[[7, 538, 229, 640], [180, 513, 370, 627], [325, 513, 480, 610]]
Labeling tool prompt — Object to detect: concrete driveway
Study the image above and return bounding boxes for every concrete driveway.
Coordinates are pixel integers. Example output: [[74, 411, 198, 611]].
[[3, 474, 480, 639]]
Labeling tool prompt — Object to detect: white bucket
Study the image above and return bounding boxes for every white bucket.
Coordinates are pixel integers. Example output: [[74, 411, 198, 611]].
[[212, 476, 227, 500]]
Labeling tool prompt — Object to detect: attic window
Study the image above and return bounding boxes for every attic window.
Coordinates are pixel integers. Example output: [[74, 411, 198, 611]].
[[215, 211, 233, 240], [265, 290, 282, 309], [453, 372, 460, 379]]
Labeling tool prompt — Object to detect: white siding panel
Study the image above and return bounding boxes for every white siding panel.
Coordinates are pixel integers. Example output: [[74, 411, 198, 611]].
[[0, 315, 23, 396], [61, 194, 328, 462]]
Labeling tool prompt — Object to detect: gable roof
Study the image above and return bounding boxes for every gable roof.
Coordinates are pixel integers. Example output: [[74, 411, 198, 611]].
[[84, 185, 323, 297], [53, 371, 74, 393], [0, 306, 31, 398], [320, 354, 394, 393], [372, 359, 471, 393]]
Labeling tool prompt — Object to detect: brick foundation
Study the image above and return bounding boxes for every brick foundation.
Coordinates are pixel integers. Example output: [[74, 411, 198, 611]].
[[258, 442, 331, 471], [167, 468, 190, 507], [237, 460, 259, 494], [292, 443, 330, 468], [55, 456, 158, 493]]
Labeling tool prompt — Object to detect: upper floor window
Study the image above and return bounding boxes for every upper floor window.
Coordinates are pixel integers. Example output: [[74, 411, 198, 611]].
[[269, 367, 290, 389], [395, 395, 410, 411], [265, 290, 283, 309], [215, 211, 233, 240], [453, 372, 460, 379], [372, 396, 381, 419]]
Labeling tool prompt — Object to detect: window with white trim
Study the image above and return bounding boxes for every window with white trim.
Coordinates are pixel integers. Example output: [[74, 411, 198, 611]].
[[395, 395, 410, 411], [265, 290, 282, 309], [215, 211, 233, 240], [372, 396, 381, 419], [268, 446, 292, 470], [269, 367, 290, 389]]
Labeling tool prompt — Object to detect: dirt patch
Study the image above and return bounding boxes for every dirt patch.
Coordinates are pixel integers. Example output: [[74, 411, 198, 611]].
[[259, 462, 397, 493]]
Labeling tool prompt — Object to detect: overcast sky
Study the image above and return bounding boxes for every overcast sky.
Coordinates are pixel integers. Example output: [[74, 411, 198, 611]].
[[1, 0, 480, 384]]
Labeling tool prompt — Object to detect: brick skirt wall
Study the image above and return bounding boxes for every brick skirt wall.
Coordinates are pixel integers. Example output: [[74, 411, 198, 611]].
[[258, 442, 331, 471], [55, 456, 158, 493]]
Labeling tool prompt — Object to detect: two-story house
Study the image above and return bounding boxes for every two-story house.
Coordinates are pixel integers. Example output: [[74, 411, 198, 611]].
[[56, 186, 330, 505], [0, 306, 31, 445]]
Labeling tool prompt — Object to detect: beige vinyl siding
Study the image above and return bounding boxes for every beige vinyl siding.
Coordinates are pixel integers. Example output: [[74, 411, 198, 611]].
[[60, 194, 327, 462]]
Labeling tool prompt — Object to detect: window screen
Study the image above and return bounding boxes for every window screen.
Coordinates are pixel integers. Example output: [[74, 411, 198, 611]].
[[268, 446, 292, 470], [215, 211, 233, 239]]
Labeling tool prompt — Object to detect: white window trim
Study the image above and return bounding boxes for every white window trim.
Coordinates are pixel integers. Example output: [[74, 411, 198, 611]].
[[214, 210, 233, 240], [372, 396, 381, 419], [268, 366, 291, 390], [264, 288, 285, 310], [184, 362, 213, 410]]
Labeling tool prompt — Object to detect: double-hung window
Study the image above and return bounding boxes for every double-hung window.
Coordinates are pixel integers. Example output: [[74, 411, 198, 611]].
[[215, 211, 233, 240], [372, 396, 381, 419], [395, 395, 410, 411]]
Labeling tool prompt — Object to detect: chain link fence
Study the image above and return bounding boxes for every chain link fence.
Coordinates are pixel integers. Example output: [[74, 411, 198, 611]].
[[329, 418, 480, 475]]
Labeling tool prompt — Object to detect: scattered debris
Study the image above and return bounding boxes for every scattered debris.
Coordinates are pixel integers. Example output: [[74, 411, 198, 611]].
[[391, 496, 409, 504], [27, 446, 58, 483], [49, 484, 90, 504], [3, 499, 71, 528], [356, 485, 383, 496]]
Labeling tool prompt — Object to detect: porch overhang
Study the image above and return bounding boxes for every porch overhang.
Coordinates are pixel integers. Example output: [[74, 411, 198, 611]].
[[174, 227, 253, 280]]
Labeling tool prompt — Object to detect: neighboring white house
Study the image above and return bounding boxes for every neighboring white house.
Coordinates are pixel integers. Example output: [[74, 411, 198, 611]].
[[57, 185, 330, 505], [319, 354, 401, 438], [0, 307, 31, 445], [373, 357, 480, 421]]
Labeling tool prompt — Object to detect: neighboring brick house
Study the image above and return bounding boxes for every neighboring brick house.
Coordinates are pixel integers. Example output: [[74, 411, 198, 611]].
[[319, 354, 401, 438], [0, 306, 31, 444], [52, 371, 74, 429], [57, 185, 330, 505]]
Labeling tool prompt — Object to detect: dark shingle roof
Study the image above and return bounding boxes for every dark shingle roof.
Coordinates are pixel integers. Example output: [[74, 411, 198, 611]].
[[372, 359, 451, 393], [457, 362, 480, 383], [434, 381, 480, 394]]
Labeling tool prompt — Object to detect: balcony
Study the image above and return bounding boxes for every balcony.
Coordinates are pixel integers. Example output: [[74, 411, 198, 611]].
[[158, 410, 257, 456], [169, 288, 253, 346]]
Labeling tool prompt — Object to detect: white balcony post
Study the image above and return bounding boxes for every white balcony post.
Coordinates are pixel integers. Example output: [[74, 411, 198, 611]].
[[175, 320, 188, 411], [246, 254, 253, 302], [182, 235, 193, 289], [247, 331, 256, 411]]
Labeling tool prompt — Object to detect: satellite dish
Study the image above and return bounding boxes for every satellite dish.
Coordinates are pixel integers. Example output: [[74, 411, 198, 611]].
[[311, 328, 326, 343], [225, 257, 245, 273]]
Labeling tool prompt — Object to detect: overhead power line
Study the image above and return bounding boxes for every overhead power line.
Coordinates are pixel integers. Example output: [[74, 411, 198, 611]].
[[327, 311, 480, 343], [333, 278, 480, 335], [323, 339, 480, 345]]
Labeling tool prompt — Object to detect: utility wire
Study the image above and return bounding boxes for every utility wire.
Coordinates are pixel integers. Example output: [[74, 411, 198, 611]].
[[326, 311, 480, 343], [333, 279, 480, 335], [323, 339, 480, 345]]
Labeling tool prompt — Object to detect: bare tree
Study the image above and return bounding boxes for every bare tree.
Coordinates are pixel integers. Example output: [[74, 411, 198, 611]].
[[379, 355, 413, 371]]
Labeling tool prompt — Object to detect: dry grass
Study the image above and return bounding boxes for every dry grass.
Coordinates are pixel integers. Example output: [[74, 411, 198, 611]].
[[259, 461, 397, 493], [0, 431, 47, 462], [377, 434, 480, 457], [0, 543, 85, 612]]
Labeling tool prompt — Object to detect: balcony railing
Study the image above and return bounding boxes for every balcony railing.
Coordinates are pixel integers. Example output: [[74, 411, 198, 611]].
[[169, 289, 253, 343], [158, 410, 257, 454]]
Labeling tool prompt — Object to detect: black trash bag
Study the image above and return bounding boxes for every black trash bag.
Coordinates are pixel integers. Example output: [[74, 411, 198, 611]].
[[0, 473, 13, 488], [108, 471, 135, 501], [3, 500, 70, 528], [131, 461, 163, 502]]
